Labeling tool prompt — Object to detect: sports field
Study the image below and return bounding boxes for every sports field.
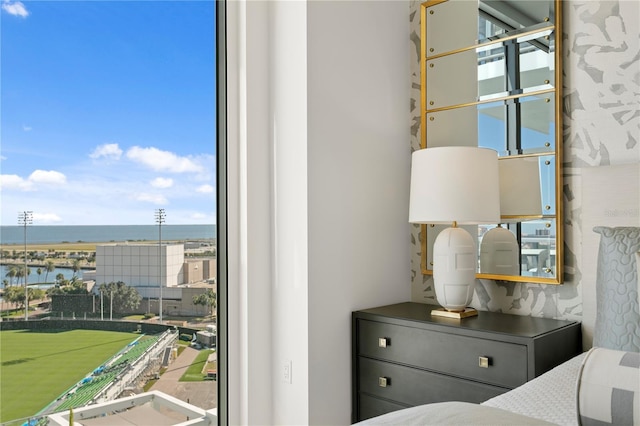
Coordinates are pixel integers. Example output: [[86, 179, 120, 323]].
[[0, 329, 139, 423]]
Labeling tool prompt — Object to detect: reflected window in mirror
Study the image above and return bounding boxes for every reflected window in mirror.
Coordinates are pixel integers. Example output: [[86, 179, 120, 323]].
[[479, 219, 557, 278]]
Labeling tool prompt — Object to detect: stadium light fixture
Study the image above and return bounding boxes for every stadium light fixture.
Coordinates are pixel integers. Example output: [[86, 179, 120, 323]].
[[18, 211, 33, 321]]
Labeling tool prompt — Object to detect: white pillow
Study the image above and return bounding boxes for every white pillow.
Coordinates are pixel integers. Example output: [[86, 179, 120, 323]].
[[576, 347, 640, 425], [592, 227, 640, 351], [637, 252, 640, 309]]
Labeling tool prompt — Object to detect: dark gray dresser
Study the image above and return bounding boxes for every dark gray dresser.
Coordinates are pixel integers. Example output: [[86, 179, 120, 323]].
[[352, 302, 582, 422]]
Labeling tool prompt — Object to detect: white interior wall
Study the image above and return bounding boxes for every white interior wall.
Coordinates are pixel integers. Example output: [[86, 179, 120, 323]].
[[307, 1, 411, 424], [270, 1, 310, 424], [227, 1, 411, 424]]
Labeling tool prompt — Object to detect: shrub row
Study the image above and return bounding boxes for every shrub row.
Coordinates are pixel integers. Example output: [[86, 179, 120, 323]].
[[0, 319, 201, 336]]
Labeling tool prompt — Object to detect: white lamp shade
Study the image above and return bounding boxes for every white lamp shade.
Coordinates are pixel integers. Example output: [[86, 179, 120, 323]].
[[499, 157, 542, 218], [409, 146, 501, 225]]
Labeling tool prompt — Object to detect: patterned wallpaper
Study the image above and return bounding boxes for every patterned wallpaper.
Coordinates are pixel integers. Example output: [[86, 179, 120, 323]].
[[409, 0, 640, 320]]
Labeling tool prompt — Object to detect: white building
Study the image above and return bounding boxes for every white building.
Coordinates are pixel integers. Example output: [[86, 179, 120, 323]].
[[95, 243, 185, 299]]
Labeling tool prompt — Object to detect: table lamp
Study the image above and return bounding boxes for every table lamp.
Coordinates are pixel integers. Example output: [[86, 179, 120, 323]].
[[409, 146, 500, 318], [480, 157, 543, 275]]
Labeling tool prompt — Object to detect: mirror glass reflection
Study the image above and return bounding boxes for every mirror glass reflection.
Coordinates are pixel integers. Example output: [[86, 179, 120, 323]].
[[426, 0, 555, 55], [426, 98, 555, 157], [479, 0, 555, 37], [426, 28, 555, 107], [424, 218, 557, 279], [478, 219, 557, 278]]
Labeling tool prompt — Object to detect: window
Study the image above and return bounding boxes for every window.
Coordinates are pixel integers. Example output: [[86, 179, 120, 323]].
[[0, 1, 222, 423]]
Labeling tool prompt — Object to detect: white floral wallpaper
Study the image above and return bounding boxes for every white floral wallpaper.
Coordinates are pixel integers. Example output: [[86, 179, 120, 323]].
[[409, 0, 640, 320]]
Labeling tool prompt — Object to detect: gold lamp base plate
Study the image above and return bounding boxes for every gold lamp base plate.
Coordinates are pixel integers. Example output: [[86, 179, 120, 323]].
[[431, 307, 478, 319]]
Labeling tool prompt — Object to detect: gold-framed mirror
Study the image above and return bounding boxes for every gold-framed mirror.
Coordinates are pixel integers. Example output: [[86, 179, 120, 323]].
[[419, 0, 563, 284]]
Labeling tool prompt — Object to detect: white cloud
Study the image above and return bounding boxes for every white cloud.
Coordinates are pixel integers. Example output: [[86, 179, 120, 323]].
[[151, 177, 174, 188], [29, 170, 67, 185], [23, 125, 32, 132], [134, 193, 168, 205], [0, 155, 7, 161], [33, 212, 62, 223], [2, 0, 29, 18], [126, 146, 203, 174], [90, 143, 123, 160], [1, 170, 67, 191], [196, 184, 214, 193], [0, 174, 33, 191]]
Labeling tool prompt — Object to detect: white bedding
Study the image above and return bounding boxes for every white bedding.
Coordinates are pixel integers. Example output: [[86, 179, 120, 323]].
[[482, 352, 586, 426], [354, 401, 557, 425]]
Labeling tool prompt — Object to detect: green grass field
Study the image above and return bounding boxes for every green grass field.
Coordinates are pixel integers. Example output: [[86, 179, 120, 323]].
[[179, 349, 214, 382], [0, 329, 139, 423]]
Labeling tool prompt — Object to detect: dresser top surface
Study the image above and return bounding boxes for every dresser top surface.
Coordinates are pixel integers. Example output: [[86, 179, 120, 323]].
[[355, 302, 579, 338]]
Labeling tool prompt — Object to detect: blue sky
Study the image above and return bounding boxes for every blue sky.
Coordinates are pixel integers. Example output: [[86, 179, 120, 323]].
[[1, 0, 216, 226]]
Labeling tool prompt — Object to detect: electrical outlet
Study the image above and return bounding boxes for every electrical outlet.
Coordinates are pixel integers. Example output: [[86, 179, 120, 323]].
[[283, 360, 292, 384]]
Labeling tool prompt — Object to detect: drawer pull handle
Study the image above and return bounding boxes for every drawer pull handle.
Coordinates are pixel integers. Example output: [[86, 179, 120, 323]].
[[378, 377, 390, 387], [479, 356, 491, 368], [378, 337, 390, 348]]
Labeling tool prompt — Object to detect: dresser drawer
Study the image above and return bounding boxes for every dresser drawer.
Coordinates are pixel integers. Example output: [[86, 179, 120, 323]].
[[358, 357, 507, 406], [358, 319, 528, 388], [357, 393, 409, 422]]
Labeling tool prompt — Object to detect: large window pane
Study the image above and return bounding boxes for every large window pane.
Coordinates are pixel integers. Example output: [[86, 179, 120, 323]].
[[1, 1, 218, 424]]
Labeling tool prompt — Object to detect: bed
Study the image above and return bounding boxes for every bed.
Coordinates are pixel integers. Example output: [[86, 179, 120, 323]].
[[356, 163, 640, 425]]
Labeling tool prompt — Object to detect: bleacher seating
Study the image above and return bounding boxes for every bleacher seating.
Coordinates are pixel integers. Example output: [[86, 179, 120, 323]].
[[47, 334, 161, 414]]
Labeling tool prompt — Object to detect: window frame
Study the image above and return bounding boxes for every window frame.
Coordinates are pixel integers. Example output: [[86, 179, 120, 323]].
[[215, 0, 228, 424]]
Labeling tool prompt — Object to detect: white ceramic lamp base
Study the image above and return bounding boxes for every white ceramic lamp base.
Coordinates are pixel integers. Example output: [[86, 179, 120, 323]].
[[432, 226, 477, 314]]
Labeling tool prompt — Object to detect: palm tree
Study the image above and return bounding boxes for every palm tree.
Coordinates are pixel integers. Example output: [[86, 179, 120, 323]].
[[36, 267, 43, 283], [44, 260, 55, 282], [15, 265, 31, 286], [5, 266, 18, 285], [72, 259, 81, 274], [192, 289, 217, 316], [15, 268, 23, 286]]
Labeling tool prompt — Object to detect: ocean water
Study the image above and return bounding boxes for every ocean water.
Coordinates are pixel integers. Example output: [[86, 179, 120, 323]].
[[0, 225, 216, 245]]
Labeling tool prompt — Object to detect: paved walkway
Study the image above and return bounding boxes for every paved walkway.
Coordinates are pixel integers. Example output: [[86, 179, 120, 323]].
[[149, 346, 217, 410]]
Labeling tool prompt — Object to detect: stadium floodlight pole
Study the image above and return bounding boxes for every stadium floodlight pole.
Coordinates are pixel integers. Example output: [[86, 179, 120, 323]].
[[18, 211, 33, 320], [155, 208, 166, 323]]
